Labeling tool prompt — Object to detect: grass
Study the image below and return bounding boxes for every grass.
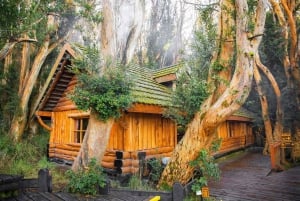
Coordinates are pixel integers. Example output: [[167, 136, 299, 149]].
[[0, 133, 69, 191]]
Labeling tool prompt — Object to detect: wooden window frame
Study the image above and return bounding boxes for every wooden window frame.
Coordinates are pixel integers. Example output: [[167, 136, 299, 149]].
[[72, 117, 89, 143]]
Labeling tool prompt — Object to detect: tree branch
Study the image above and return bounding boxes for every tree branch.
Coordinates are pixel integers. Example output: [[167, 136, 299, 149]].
[[0, 38, 37, 60]]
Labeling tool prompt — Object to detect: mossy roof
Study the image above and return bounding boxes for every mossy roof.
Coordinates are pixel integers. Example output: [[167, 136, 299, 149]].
[[233, 107, 255, 119], [127, 64, 173, 107], [152, 63, 182, 79]]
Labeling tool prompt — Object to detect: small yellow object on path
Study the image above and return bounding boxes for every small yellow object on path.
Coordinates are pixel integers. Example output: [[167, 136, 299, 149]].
[[149, 195, 160, 201]]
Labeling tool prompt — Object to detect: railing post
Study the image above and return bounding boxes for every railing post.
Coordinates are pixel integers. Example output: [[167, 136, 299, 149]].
[[38, 169, 52, 192]]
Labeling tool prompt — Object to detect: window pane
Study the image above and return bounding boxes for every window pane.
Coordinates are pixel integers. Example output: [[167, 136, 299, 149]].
[[73, 117, 89, 143], [82, 118, 89, 130]]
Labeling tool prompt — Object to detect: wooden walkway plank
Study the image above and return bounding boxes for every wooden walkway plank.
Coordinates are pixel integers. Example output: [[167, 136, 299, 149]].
[[54, 192, 80, 201], [209, 149, 300, 201]]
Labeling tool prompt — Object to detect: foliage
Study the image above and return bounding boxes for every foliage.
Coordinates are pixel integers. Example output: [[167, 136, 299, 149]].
[[66, 158, 106, 195], [75, 0, 103, 24], [69, 45, 133, 122], [165, 5, 216, 133], [128, 174, 143, 190], [147, 158, 165, 185], [0, 62, 20, 131], [0, 0, 69, 44], [165, 71, 209, 133], [189, 144, 220, 193], [0, 131, 55, 177]]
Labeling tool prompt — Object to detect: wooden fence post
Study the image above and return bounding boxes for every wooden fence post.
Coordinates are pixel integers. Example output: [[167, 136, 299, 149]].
[[38, 169, 52, 192], [173, 182, 184, 201]]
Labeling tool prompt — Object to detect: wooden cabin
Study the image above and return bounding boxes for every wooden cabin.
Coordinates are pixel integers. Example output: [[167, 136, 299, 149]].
[[34, 44, 177, 174], [215, 108, 254, 156], [34, 44, 255, 175]]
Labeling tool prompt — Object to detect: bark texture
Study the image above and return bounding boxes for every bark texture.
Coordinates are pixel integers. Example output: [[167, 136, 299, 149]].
[[72, 112, 114, 171], [159, 0, 267, 186]]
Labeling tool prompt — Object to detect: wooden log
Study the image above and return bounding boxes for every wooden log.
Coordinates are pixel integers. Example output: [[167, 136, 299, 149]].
[[54, 148, 78, 157], [102, 155, 116, 163], [55, 144, 81, 152], [116, 167, 139, 174], [116, 151, 131, 159], [49, 153, 74, 161], [146, 147, 174, 155], [66, 143, 81, 148], [105, 149, 117, 156], [101, 161, 115, 169], [114, 159, 140, 168], [131, 151, 146, 160], [53, 104, 77, 112]]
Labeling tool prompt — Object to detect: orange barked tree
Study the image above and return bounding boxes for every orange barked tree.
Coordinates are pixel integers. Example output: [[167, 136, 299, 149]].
[[158, 0, 268, 186]]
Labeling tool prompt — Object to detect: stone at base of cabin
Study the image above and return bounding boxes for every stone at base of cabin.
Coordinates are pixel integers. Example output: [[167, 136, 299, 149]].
[[38, 169, 52, 192], [172, 182, 184, 201]]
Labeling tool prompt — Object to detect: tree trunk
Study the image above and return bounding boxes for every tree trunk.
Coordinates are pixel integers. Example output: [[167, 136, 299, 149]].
[[253, 63, 274, 151], [72, 111, 114, 171], [269, 0, 300, 121], [72, 0, 144, 170], [9, 37, 64, 141], [9, 36, 50, 141], [159, 0, 266, 186]]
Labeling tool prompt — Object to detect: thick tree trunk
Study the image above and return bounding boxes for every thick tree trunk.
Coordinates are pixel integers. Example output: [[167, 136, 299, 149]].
[[72, 0, 144, 171], [159, 0, 261, 186], [72, 112, 114, 171], [9, 37, 50, 141], [159, 0, 267, 186], [269, 0, 300, 111], [9, 36, 64, 141]]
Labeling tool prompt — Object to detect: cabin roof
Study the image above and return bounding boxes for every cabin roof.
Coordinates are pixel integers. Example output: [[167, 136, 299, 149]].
[[233, 107, 255, 119], [152, 63, 182, 79], [33, 44, 76, 112], [35, 44, 173, 112], [228, 107, 255, 122], [128, 65, 172, 106]]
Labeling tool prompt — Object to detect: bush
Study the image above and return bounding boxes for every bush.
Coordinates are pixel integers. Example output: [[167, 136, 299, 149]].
[[66, 158, 106, 195], [0, 133, 52, 177]]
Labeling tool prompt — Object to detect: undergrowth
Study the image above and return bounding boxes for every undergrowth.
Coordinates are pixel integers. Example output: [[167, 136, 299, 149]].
[[0, 132, 69, 190], [66, 158, 106, 195]]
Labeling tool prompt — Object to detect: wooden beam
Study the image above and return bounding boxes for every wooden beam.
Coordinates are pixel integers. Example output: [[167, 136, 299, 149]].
[[226, 116, 252, 122], [35, 111, 52, 117], [67, 111, 90, 118], [35, 112, 52, 131], [126, 103, 164, 114], [154, 74, 177, 83]]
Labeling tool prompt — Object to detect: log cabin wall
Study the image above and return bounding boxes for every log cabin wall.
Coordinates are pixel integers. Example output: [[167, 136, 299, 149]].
[[216, 120, 253, 155]]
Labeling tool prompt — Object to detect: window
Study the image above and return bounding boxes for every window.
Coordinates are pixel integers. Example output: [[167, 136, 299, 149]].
[[73, 118, 89, 143]]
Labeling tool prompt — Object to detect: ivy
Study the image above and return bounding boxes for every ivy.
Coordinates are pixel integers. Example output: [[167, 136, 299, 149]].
[[69, 45, 133, 122]]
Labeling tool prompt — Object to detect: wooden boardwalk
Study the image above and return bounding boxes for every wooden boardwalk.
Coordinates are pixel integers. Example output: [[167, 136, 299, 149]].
[[4, 190, 153, 201], [209, 149, 300, 201]]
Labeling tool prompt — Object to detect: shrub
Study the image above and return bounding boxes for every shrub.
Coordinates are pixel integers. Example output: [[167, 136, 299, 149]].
[[66, 158, 106, 195]]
